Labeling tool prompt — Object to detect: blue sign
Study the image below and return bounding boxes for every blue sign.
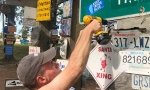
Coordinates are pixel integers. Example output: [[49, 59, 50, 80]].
[[3, 26, 8, 34], [5, 45, 13, 55]]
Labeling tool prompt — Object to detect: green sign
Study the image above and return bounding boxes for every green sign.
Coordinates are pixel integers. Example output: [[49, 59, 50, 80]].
[[79, 0, 150, 23]]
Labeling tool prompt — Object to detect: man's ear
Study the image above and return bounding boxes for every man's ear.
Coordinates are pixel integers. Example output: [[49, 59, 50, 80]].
[[36, 75, 47, 86]]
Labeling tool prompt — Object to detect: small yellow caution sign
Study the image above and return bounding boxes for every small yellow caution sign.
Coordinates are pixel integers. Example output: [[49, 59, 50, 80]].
[[36, 0, 51, 21]]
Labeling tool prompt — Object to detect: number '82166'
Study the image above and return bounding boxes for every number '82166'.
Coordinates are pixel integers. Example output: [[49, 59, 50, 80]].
[[122, 55, 150, 64]]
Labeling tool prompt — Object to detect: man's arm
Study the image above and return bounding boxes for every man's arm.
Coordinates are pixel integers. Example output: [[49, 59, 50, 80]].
[[39, 20, 101, 90]]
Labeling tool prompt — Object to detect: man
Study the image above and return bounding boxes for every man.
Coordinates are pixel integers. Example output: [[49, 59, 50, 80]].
[[17, 19, 101, 90]]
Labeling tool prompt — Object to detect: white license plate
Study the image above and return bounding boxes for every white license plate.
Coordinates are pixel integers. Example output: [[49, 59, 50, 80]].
[[119, 51, 150, 75], [112, 31, 150, 49], [132, 74, 150, 90]]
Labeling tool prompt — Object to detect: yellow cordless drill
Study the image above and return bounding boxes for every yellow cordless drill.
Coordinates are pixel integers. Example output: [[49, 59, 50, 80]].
[[83, 15, 112, 45], [83, 15, 105, 36]]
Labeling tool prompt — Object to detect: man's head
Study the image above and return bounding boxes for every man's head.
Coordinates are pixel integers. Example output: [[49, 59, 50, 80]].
[[17, 47, 61, 89]]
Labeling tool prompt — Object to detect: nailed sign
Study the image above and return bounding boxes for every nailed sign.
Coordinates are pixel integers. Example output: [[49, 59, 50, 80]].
[[36, 0, 51, 21], [119, 51, 150, 75], [87, 43, 125, 90], [8, 26, 16, 33]]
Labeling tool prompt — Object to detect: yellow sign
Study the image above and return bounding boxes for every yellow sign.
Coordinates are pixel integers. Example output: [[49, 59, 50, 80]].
[[36, 0, 51, 21]]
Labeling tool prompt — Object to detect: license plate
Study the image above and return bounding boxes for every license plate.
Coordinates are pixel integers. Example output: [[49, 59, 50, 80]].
[[112, 31, 150, 50], [119, 51, 150, 75], [132, 74, 150, 90]]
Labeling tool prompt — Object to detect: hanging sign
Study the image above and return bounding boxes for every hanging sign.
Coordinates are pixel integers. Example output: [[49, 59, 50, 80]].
[[36, 0, 51, 21], [87, 43, 125, 90]]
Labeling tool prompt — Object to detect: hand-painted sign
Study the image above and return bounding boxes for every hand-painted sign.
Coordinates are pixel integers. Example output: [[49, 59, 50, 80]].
[[36, 0, 51, 21], [87, 43, 125, 90], [119, 51, 150, 75]]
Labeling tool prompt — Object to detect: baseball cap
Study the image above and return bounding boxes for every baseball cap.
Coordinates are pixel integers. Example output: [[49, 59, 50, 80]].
[[17, 47, 57, 86]]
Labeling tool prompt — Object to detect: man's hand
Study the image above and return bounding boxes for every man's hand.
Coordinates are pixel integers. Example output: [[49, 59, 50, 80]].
[[85, 19, 102, 34]]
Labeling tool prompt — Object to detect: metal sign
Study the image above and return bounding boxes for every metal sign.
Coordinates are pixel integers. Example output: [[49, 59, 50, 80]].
[[36, 0, 51, 21], [111, 31, 150, 50], [132, 74, 150, 90], [119, 51, 150, 75], [79, 0, 150, 23], [87, 43, 125, 90]]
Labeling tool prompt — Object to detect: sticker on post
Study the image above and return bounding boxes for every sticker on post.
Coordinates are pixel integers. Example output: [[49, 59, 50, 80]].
[[5, 79, 23, 87]]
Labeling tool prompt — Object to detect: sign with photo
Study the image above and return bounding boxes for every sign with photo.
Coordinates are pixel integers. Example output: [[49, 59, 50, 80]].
[[60, 18, 71, 36], [63, 0, 73, 18]]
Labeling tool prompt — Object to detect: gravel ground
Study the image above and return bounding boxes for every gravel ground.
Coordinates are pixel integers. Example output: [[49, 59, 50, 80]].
[[0, 63, 17, 90]]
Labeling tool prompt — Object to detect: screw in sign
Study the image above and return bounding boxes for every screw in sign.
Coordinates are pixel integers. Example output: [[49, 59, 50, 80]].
[[86, 43, 125, 90]]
